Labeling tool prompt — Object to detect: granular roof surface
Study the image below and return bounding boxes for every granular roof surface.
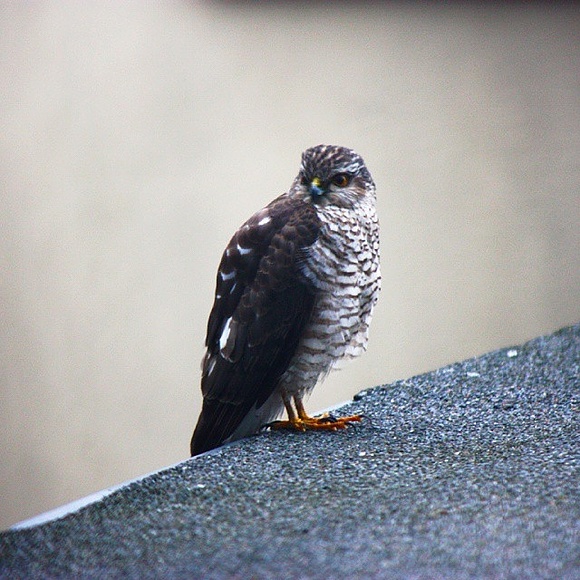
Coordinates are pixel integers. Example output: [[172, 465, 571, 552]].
[[1, 324, 579, 579]]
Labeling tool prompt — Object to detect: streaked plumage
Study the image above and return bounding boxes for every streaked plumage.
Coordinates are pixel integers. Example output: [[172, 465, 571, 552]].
[[190, 145, 380, 456]]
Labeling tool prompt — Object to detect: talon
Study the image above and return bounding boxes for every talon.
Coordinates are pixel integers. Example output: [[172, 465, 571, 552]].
[[268, 413, 362, 432], [267, 395, 363, 435], [316, 414, 336, 424], [268, 419, 305, 431], [316, 413, 362, 424]]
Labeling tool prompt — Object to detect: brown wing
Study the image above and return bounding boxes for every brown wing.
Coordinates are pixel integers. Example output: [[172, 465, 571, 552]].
[[190, 195, 321, 455]]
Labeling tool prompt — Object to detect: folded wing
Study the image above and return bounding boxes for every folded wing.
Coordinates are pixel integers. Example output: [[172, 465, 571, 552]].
[[190, 196, 321, 455]]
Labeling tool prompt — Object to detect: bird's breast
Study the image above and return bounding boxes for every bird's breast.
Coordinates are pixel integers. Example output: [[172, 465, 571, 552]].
[[279, 202, 380, 395]]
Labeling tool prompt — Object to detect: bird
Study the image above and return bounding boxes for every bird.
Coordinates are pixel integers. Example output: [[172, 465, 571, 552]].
[[190, 144, 380, 456]]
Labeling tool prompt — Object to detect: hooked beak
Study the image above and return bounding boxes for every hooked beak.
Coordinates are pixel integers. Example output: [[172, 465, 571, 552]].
[[309, 176, 325, 197]]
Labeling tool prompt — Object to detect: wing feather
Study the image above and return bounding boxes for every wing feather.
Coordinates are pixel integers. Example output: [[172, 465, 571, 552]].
[[190, 195, 320, 455]]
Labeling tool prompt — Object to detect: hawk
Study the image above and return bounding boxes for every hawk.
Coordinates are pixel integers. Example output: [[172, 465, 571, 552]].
[[190, 145, 380, 456]]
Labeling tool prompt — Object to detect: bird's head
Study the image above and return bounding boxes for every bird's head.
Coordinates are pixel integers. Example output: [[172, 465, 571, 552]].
[[290, 144, 375, 209]]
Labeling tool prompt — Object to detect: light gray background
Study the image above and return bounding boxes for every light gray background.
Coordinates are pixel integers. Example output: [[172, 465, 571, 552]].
[[1, 2, 578, 530]]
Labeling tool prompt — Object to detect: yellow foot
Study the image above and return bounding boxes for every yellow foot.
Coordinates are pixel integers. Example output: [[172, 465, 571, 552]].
[[269, 413, 362, 432]]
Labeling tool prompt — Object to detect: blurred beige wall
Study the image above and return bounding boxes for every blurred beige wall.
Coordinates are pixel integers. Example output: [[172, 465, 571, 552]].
[[1, 2, 579, 529]]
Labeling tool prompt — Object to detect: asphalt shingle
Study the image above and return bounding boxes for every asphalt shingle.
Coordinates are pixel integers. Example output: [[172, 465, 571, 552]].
[[1, 324, 579, 579]]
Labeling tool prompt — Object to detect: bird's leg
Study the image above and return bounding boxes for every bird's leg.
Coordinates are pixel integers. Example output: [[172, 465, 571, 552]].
[[269, 394, 362, 432], [294, 396, 362, 430], [268, 393, 307, 431]]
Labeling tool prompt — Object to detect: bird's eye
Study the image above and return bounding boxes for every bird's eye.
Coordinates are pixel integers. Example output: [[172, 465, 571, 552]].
[[331, 173, 351, 188], [300, 174, 309, 186]]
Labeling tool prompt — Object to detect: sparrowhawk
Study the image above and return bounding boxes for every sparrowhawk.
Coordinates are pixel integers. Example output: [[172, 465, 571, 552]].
[[190, 144, 380, 456]]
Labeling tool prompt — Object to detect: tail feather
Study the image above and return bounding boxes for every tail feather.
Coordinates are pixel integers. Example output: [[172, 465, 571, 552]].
[[190, 399, 253, 456]]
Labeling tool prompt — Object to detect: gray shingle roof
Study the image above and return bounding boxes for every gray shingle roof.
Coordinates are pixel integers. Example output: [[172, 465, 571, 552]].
[[1, 324, 579, 579]]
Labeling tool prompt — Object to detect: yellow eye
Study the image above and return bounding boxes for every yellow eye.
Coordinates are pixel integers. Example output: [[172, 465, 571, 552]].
[[331, 173, 351, 188]]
